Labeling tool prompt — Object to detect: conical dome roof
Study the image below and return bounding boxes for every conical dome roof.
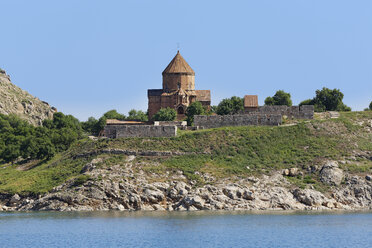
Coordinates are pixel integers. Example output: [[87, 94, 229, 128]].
[[162, 51, 195, 75]]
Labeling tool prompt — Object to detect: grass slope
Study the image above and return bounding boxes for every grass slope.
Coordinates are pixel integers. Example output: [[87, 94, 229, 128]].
[[0, 111, 371, 195]]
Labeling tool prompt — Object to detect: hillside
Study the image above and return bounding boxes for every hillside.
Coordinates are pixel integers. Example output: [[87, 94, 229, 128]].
[[0, 111, 371, 211], [0, 69, 56, 125]]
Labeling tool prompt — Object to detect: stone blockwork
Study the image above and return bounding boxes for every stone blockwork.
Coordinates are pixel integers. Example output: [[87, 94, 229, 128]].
[[154, 121, 187, 128], [194, 114, 282, 129], [148, 51, 211, 120], [104, 125, 177, 138], [243, 105, 314, 119]]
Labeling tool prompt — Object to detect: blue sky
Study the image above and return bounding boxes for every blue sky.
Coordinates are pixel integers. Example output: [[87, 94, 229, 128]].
[[1, 0, 371, 120]]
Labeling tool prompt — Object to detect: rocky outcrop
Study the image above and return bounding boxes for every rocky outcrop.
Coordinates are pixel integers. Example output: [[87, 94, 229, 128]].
[[1, 159, 371, 212], [0, 69, 56, 125], [319, 161, 344, 186]]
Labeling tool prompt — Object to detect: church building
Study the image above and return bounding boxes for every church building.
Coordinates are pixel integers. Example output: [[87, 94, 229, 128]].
[[147, 51, 211, 120]]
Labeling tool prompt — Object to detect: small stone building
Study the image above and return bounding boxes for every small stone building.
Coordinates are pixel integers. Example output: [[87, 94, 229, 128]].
[[148, 51, 211, 120]]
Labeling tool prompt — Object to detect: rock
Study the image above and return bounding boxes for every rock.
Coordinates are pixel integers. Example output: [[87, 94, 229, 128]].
[[151, 182, 170, 192], [282, 169, 290, 176], [319, 161, 343, 186], [289, 168, 299, 177], [126, 155, 136, 162], [152, 204, 165, 210], [0, 71, 56, 125], [242, 190, 254, 200], [81, 163, 96, 173], [322, 201, 334, 209], [222, 185, 242, 199], [117, 204, 125, 211], [144, 189, 164, 203], [366, 175, 371, 181], [292, 189, 326, 206], [9, 194, 21, 204], [190, 196, 205, 209]]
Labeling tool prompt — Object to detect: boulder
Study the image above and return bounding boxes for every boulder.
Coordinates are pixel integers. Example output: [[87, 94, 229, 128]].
[[183, 196, 205, 210], [319, 161, 343, 186], [222, 185, 243, 199], [9, 194, 21, 205], [292, 189, 326, 206], [282, 169, 290, 176], [144, 189, 164, 203], [242, 190, 254, 200], [289, 168, 299, 177]]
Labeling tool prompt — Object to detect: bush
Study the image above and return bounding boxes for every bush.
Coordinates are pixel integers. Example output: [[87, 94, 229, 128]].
[[186, 101, 205, 125], [152, 108, 177, 121], [0, 112, 82, 163], [216, 96, 244, 115], [370, 101, 372, 110], [73, 175, 90, 187], [264, 90, 292, 106], [103, 110, 126, 120], [299, 99, 313, 106], [299, 87, 351, 112], [127, 109, 148, 121]]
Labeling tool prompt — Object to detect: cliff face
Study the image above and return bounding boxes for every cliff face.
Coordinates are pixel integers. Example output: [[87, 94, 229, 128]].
[[0, 69, 56, 125]]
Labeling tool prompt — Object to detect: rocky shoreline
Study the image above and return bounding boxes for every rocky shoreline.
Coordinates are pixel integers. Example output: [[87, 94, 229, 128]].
[[1, 158, 371, 212]]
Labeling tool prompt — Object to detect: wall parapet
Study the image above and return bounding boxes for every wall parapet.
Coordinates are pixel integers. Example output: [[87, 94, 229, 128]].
[[194, 114, 282, 129], [154, 121, 187, 127], [243, 105, 314, 119], [104, 125, 177, 138]]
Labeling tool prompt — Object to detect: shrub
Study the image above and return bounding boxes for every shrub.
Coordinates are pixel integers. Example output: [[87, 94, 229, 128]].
[[103, 110, 126, 120], [264, 90, 292, 106], [216, 96, 244, 115], [186, 101, 205, 125], [72, 175, 90, 187], [152, 108, 177, 121], [127, 109, 148, 121], [299, 87, 351, 112]]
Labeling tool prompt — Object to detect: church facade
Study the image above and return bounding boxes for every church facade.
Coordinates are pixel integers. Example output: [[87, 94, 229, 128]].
[[147, 51, 211, 120]]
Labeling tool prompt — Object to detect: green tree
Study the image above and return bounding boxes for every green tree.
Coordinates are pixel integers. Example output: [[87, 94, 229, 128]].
[[152, 108, 177, 121], [216, 96, 244, 115], [127, 109, 148, 121], [305, 87, 351, 112], [186, 101, 205, 125], [1, 144, 21, 163], [299, 87, 351, 112], [210, 105, 218, 114], [299, 99, 313, 106], [81, 117, 99, 134], [103, 109, 126, 120], [264, 90, 292, 106], [35, 137, 55, 159], [369, 101, 372, 110]]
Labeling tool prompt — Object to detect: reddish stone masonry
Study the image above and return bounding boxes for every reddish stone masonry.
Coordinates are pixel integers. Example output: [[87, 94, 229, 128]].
[[147, 51, 211, 120]]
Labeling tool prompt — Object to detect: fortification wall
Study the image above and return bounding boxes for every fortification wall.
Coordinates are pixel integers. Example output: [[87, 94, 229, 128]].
[[243, 105, 314, 119], [194, 114, 282, 129], [154, 121, 187, 127], [104, 125, 177, 138]]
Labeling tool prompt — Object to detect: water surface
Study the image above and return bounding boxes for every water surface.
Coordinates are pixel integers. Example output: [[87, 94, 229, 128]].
[[0, 211, 371, 247]]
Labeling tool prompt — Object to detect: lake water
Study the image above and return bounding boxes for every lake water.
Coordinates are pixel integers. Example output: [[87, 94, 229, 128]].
[[0, 211, 371, 248]]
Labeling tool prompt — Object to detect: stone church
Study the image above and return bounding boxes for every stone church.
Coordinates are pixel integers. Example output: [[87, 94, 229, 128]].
[[147, 51, 211, 120]]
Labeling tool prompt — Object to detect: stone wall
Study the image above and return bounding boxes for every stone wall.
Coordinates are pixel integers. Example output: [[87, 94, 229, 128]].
[[154, 121, 187, 127], [243, 105, 314, 119], [194, 114, 282, 129], [104, 125, 177, 138]]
